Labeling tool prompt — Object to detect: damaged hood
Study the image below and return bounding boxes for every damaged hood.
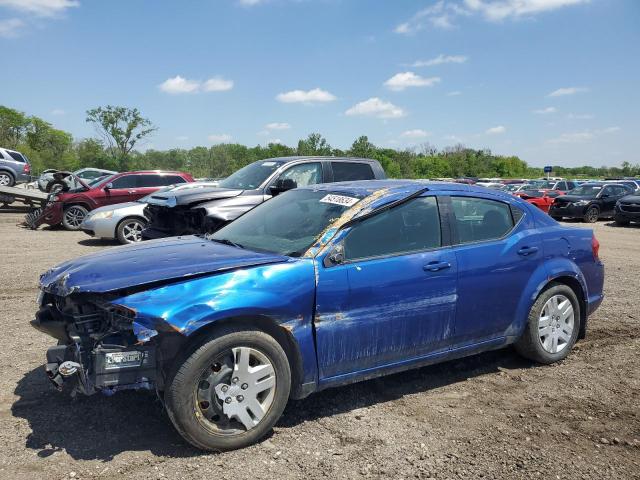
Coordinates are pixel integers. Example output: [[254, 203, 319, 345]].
[[145, 187, 244, 208], [40, 236, 289, 295]]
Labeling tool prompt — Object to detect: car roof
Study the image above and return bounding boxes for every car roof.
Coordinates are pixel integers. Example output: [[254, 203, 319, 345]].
[[113, 170, 188, 175], [300, 179, 503, 198], [262, 156, 380, 164]]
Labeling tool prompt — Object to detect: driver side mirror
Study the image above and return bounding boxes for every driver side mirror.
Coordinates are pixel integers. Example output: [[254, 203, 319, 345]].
[[104, 182, 113, 191], [323, 243, 344, 267], [269, 178, 297, 196]]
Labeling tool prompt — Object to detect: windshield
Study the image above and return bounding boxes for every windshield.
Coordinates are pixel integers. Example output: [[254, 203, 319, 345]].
[[218, 160, 284, 190], [569, 184, 602, 196], [209, 189, 364, 257]]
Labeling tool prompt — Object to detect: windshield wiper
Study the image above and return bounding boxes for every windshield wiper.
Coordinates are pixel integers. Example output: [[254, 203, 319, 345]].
[[211, 238, 245, 249]]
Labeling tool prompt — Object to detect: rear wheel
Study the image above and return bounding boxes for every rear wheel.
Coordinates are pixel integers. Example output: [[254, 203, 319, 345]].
[[614, 217, 630, 226], [583, 206, 599, 223], [116, 217, 146, 244], [0, 172, 15, 187], [550, 215, 563, 221], [62, 205, 89, 230], [515, 283, 580, 364], [165, 327, 291, 451]]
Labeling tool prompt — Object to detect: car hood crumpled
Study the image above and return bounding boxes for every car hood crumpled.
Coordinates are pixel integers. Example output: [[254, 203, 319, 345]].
[[40, 236, 289, 295], [145, 187, 244, 207]]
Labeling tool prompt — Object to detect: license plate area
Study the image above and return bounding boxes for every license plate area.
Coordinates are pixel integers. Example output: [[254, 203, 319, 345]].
[[104, 351, 144, 369]]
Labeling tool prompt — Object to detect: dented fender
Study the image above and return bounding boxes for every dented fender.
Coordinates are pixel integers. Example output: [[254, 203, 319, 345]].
[[111, 259, 319, 386]]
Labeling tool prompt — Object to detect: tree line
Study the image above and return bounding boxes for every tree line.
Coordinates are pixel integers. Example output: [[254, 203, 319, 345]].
[[1, 104, 638, 180]]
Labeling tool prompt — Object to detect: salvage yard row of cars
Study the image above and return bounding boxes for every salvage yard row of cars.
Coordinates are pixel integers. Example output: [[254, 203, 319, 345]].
[[1, 151, 636, 450]]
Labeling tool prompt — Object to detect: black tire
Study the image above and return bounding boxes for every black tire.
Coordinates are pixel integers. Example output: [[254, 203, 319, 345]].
[[550, 215, 563, 221], [165, 327, 291, 451], [614, 218, 630, 226], [45, 179, 68, 193], [116, 217, 147, 244], [0, 171, 15, 187], [515, 283, 581, 364], [62, 205, 89, 230], [583, 206, 599, 223]]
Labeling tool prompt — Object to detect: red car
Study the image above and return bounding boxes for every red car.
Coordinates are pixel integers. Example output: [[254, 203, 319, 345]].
[[514, 189, 565, 213], [30, 170, 194, 230]]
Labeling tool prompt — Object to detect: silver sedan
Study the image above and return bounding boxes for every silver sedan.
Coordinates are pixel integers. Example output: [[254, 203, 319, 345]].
[[80, 182, 219, 244]]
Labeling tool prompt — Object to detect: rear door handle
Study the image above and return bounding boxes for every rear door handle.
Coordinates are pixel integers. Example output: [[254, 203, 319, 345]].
[[423, 261, 451, 272], [518, 246, 539, 256]]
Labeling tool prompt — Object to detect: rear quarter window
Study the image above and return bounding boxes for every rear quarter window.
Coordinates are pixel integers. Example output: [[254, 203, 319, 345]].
[[6, 151, 25, 162], [331, 162, 375, 182]]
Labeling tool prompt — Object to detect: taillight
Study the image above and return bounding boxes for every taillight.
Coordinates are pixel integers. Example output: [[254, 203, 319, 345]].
[[23, 164, 30, 173], [591, 235, 600, 261]]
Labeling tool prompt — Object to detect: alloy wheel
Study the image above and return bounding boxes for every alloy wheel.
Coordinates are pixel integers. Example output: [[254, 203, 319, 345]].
[[586, 208, 599, 223], [194, 346, 276, 434], [64, 206, 86, 228], [538, 294, 575, 354], [0, 173, 12, 186], [122, 220, 144, 243]]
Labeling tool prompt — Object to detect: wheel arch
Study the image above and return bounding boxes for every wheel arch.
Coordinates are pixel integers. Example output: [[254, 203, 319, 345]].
[[182, 314, 307, 399], [542, 275, 588, 339], [0, 168, 15, 182]]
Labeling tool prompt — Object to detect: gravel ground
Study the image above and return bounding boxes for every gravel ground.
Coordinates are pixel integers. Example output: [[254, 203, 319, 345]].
[[0, 208, 638, 479]]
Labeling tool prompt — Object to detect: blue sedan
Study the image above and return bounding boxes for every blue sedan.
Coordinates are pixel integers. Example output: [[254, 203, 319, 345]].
[[33, 180, 604, 451]]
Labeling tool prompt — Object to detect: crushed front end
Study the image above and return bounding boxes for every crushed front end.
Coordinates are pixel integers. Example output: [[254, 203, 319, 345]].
[[32, 291, 164, 396]]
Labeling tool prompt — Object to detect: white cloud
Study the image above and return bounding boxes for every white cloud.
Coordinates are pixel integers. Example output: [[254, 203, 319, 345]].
[[567, 113, 594, 120], [401, 129, 431, 139], [600, 126, 620, 133], [548, 131, 593, 144], [395, 0, 587, 33], [465, 0, 589, 22], [444, 134, 463, 142], [486, 125, 506, 135], [159, 75, 201, 94], [409, 54, 468, 67], [547, 86, 589, 97], [0, 0, 79, 17], [176, 135, 189, 141], [208, 134, 232, 143], [345, 98, 406, 119], [384, 72, 441, 91], [159, 75, 234, 94], [265, 122, 291, 130], [276, 88, 336, 104], [0, 18, 24, 37], [267, 138, 282, 144], [238, 0, 264, 5], [533, 106, 557, 114], [50, 108, 65, 115], [447, 90, 462, 96], [202, 76, 234, 92]]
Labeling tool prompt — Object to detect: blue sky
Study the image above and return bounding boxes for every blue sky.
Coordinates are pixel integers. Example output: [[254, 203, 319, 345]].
[[1, 0, 638, 167]]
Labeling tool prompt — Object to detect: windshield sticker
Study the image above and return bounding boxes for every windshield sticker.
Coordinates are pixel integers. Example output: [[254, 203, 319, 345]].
[[319, 194, 359, 207], [261, 161, 277, 166]]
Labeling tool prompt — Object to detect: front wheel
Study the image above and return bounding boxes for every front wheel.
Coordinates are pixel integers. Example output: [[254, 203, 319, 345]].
[[515, 283, 581, 364], [614, 217, 630, 226], [116, 217, 147, 244], [165, 327, 291, 451], [62, 205, 89, 230], [0, 172, 14, 187], [583, 206, 599, 223]]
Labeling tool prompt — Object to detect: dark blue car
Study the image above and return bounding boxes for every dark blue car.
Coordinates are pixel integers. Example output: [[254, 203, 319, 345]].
[[33, 180, 604, 451]]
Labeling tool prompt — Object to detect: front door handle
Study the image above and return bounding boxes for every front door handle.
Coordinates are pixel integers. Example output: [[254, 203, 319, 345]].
[[128, 190, 137, 194], [423, 261, 451, 272], [518, 246, 539, 256]]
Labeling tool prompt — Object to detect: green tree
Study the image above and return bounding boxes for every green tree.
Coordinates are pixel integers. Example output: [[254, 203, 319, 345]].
[[297, 133, 332, 156], [348, 135, 376, 158], [86, 105, 156, 170]]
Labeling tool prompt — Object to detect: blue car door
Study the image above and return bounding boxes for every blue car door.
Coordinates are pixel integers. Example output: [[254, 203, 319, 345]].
[[445, 194, 542, 345], [314, 195, 458, 380]]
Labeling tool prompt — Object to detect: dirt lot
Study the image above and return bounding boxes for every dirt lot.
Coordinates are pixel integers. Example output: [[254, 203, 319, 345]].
[[0, 207, 638, 480]]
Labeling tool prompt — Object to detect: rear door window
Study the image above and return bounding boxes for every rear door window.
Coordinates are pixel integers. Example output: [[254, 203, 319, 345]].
[[110, 175, 138, 189], [450, 197, 515, 244], [331, 162, 375, 181]]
